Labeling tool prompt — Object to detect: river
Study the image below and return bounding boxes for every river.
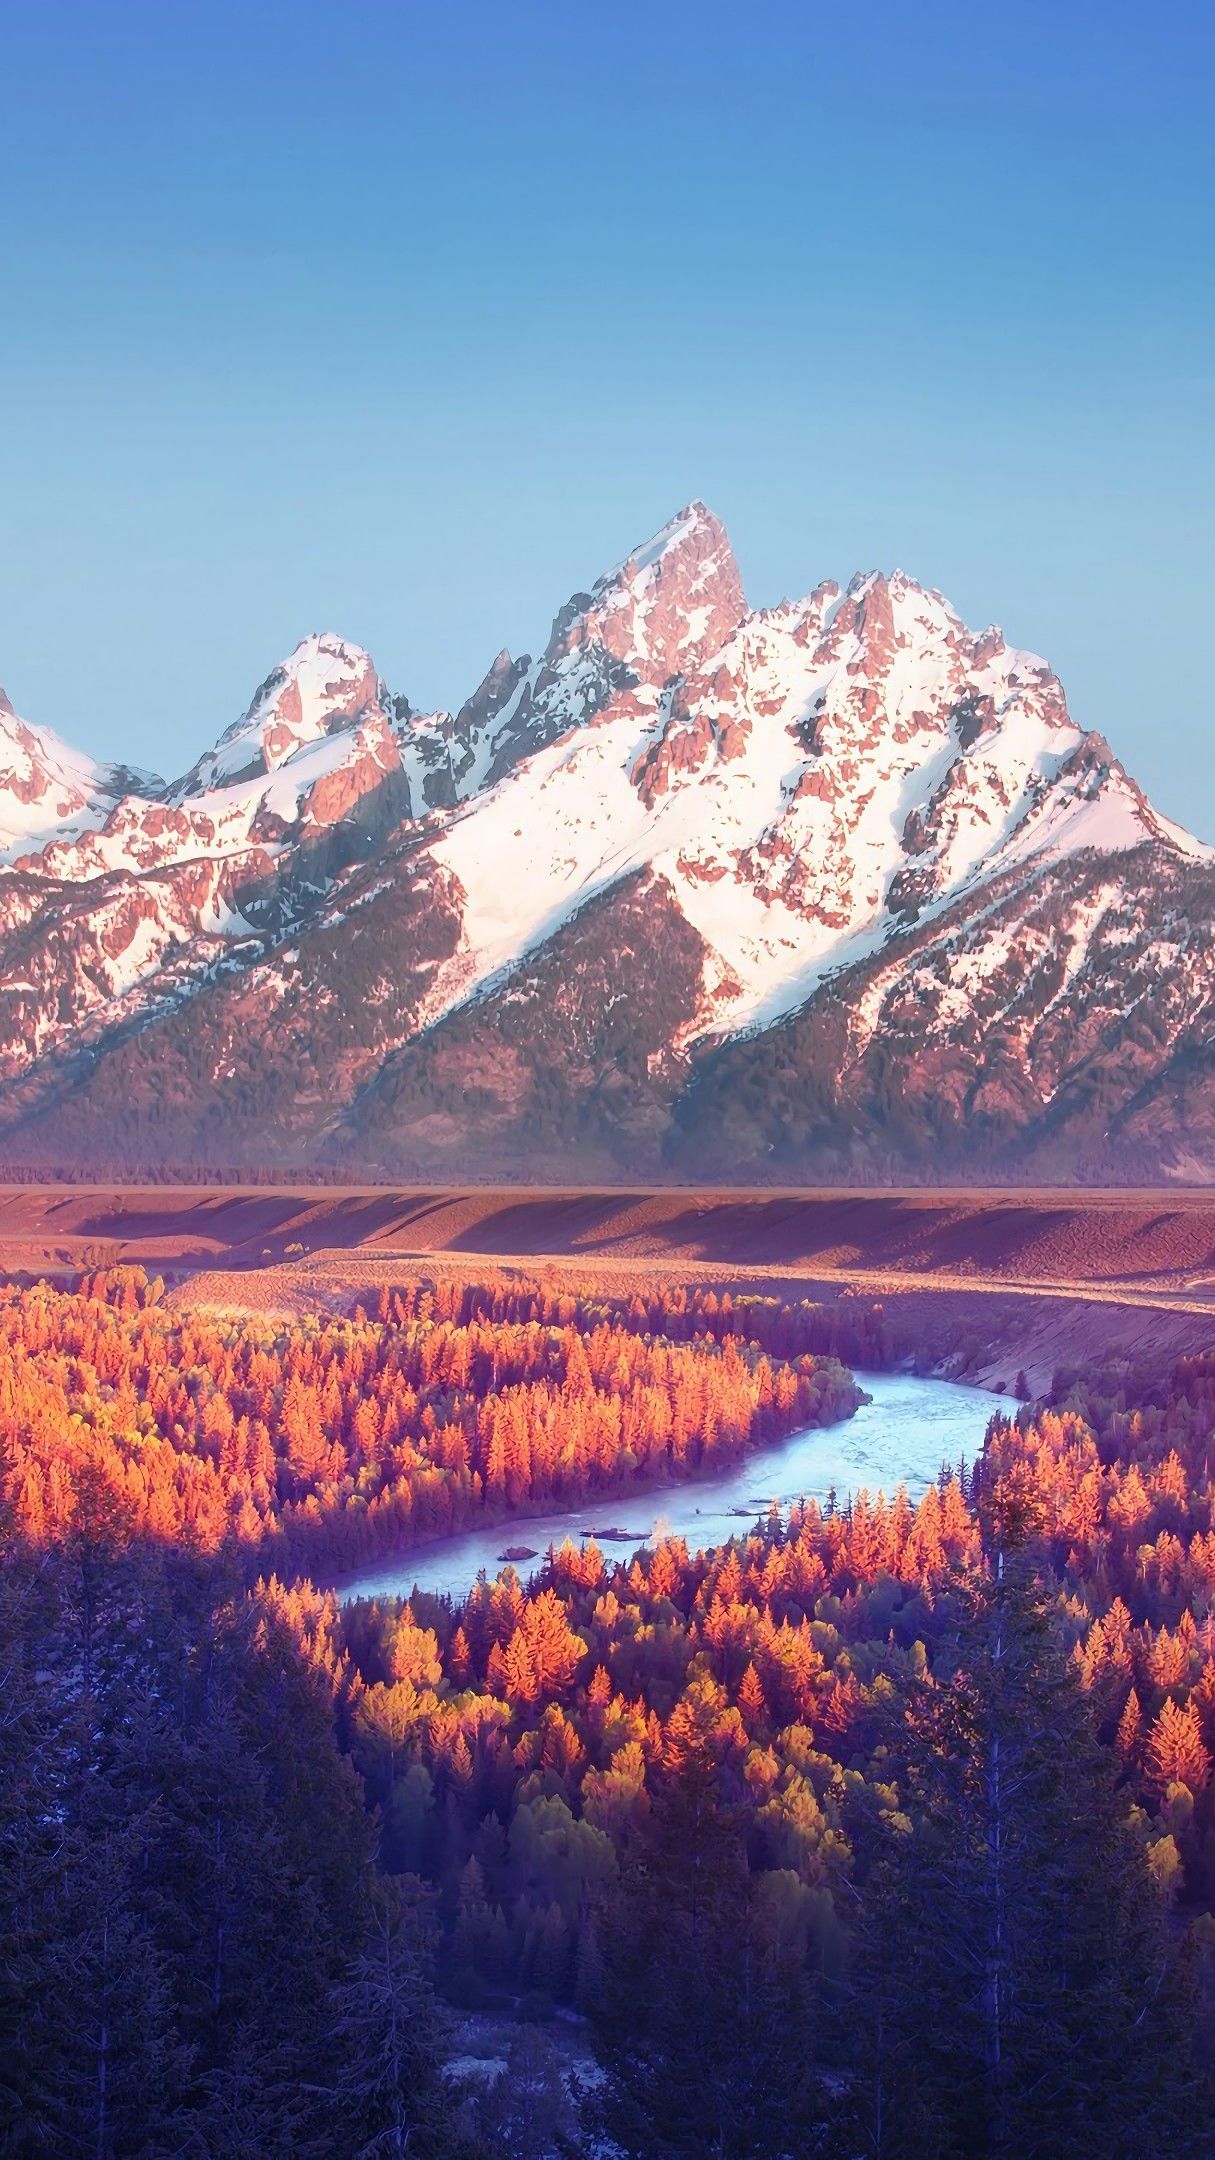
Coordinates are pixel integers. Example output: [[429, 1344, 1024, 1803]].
[[338, 1371, 998, 1607]]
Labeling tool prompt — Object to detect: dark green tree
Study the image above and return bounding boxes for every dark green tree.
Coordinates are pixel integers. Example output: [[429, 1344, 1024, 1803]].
[[18, 1819, 191, 2160], [322, 1886, 457, 2159], [846, 1542, 1205, 2159], [587, 1719, 821, 2159]]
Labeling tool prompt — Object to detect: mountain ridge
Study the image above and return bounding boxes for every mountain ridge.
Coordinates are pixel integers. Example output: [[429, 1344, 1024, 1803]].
[[0, 504, 1211, 1183]]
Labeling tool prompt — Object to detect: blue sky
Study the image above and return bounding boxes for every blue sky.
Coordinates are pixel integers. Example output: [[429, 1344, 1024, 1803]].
[[1, 1, 1212, 823]]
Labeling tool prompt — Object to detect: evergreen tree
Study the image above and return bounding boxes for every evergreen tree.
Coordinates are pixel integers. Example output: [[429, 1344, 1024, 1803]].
[[0, 1532, 73, 2150], [587, 1719, 821, 2159], [21, 1821, 191, 2160], [847, 1549, 1205, 2158], [323, 1887, 456, 2160]]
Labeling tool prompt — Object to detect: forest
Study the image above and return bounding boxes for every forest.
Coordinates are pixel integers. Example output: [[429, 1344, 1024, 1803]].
[[2, 1270, 1215, 2155], [0, 1271, 863, 1579]]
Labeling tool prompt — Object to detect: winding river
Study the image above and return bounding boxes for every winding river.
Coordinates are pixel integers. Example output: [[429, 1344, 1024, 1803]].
[[339, 1372, 998, 1607]]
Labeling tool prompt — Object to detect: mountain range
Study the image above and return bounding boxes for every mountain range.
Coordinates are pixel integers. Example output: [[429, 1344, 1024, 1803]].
[[1, 502, 1212, 1182]]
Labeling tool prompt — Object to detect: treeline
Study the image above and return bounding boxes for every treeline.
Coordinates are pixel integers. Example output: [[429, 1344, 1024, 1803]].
[[340, 1478, 980, 1992], [376, 1274, 912, 1371], [0, 1270, 862, 1582]]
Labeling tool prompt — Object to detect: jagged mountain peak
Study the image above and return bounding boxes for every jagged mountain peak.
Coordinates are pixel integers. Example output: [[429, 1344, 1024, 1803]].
[[171, 631, 387, 801], [13, 626, 408, 905], [572, 500, 745, 680], [601, 498, 730, 582], [0, 686, 135, 864], [410, 506, 750, 806], [424, 548, 1210, 1054], [832, 566, 965, 645]]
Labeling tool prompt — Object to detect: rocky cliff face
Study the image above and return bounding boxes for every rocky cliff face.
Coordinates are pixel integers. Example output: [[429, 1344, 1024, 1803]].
[[0, 505, 1210, 1180]]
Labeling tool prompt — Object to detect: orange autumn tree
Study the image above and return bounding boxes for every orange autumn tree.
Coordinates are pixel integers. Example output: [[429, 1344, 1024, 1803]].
[[0, 1275, 862, 1581], [1145, 1697, 1212, 1796]]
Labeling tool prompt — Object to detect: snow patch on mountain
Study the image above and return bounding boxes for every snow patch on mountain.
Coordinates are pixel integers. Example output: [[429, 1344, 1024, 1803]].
[[172, 632, 385, 797], [415, 532, 1208, 1044], [0, 690, 143, 863]]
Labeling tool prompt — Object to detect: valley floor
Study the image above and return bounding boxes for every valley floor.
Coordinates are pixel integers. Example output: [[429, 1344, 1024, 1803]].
[[4, 1180, 1215, 1393]]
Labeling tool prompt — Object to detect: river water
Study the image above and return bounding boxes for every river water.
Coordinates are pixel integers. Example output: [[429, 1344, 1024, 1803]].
[[339, 1372, 998, 1607]]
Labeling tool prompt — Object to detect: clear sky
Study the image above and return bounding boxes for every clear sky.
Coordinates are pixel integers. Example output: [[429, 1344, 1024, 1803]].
[[1, 1, 1212, 823]]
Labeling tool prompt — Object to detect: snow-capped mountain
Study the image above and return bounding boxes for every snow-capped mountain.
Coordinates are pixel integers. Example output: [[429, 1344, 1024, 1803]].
[[0, 688, 157, 862], [0, 503, 1212, 1181]]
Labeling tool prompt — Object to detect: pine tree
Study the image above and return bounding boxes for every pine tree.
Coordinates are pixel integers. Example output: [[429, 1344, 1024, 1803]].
[[323, 1888, 455, 2159], [1115, 1685, 1142, 1765], [738, 1660, 767, 1729], [1145, 1695, 1212, 1795], [451, 1857, 509, 2002], [588, 1718, 821, 2159], [847, 1552, 1205, 2159], [25, 1822, 191, 2160], [0, 1529, 74, 2149]]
